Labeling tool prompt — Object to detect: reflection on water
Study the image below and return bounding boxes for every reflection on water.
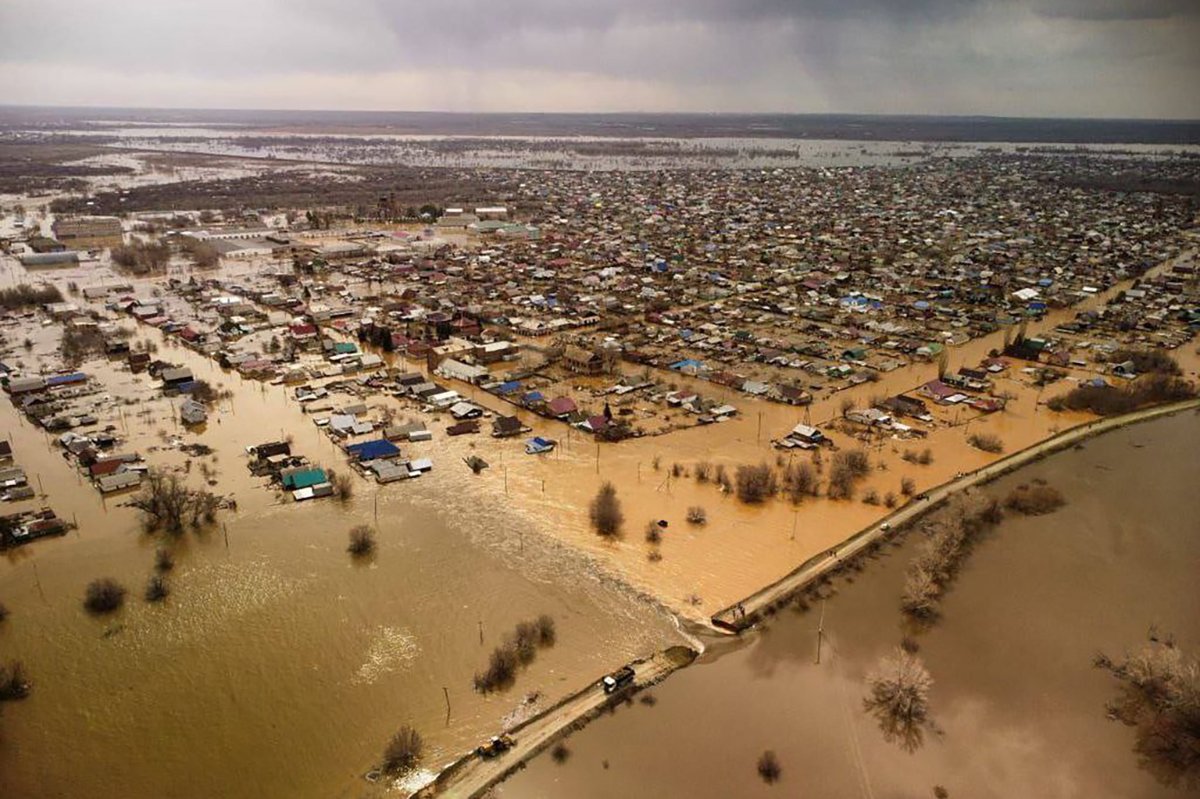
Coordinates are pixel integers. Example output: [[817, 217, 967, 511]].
[[500, 411, 1200, 799]]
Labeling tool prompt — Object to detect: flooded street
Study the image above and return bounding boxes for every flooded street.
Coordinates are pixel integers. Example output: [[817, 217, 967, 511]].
[[0, 293, 682, 798], [2, 112, 1197, 799], [500, 410, 1200, 799]]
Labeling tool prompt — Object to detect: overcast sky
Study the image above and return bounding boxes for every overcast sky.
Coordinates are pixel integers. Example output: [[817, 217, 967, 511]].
[[1, 0, 1197, 118]]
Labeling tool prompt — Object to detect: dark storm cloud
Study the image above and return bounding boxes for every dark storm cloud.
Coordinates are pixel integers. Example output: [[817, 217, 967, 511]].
[[1030, 0, 1197, 21], [0, 0, 1196, 117]]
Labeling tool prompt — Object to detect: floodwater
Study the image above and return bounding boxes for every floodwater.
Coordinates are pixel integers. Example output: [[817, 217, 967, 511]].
[[0, 300, 683, 798], [5, 246, 1195, 641], [35, 126, 1200, 171], [1, 238, 1195, 797], [501, 410, 1200, 799]]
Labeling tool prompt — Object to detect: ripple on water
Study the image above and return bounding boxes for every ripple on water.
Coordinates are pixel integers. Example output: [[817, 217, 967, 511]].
[[113, 559, 302, 650], [352, 625, 419, 685]]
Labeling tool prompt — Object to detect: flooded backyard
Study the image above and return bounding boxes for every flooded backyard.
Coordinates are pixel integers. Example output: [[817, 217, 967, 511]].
[[0, 307, 683, 798], [500, 410, 1200, 799]]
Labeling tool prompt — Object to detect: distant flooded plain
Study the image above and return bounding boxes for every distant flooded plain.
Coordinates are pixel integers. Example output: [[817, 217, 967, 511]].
[[500, 411, 1200, 799]]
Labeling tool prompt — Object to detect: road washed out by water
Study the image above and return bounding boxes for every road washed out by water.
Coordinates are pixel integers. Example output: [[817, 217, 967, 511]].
[[500, 411, 1200, 799]]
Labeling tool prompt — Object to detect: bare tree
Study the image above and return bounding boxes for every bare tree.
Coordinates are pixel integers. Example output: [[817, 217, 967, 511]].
[[382, 725, 424, 775], [129, 470, 220, 535], [828, 450, 870, 500], [864, 648, 935, 751], [967, 433, 1004, 454], [0, 660, 31, 701], [1004, 482, 1066, 515], [589, 482, 624, 537], [783, 462, 819, 503], [757, 750, 782, 784], [735, 463, 778, 503], [1096, 635, 1200, 787], [328, 469, 354, 503], [84, 578, 126, 615], [901, 569, 941, 619], [347, 524, 376, 557], [144, 575, 169, 603]]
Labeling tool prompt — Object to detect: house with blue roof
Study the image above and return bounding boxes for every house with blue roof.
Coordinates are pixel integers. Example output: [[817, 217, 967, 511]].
[[346, 439, 400, 461]]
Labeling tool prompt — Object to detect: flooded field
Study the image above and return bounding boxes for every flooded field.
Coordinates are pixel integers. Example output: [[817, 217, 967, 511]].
[[500, 410, 1200, 799], [0, 302, 684, 798], [22, 125, 1200, 171]]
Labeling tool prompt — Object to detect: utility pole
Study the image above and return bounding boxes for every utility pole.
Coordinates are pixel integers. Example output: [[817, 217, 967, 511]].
[[815, 599, 826, 665], [32, 562, 47, 605]]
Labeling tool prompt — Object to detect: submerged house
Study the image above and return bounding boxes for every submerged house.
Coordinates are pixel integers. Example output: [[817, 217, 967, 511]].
[[180, 399, 207, 425], [492, 415, 527, 438], [346, 439, 401, 462], [563, 345, 604, 376], [280, 467, 328, 490]]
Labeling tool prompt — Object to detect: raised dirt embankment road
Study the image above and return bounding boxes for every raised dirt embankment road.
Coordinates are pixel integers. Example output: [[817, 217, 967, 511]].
[[712, 398, 1200, 631], [415, 646, 697, 799]]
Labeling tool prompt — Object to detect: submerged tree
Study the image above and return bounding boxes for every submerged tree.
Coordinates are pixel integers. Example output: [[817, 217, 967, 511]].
[[83, 578, 127, 615], [757, 750, 782, 784], [347, 525, 376, 557], [1096, 635, 1200, 788], [864, 648, 935, 752], [735, 463, 777, 504], [382, 725, 424, 775], [753, 748, 782, 782], [129, 470, 220, 535], [144, 575, 170, 603], [0, 660, 31, 702], [589, 482, 624, 538]]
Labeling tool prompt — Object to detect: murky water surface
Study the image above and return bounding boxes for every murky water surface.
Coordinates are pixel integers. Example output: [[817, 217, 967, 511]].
[[501, 412, 1200, 799], [0, 303, 682, 799]]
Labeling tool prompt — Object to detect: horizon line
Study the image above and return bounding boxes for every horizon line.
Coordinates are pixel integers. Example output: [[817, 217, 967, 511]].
[[2, 102, 1199, 125]]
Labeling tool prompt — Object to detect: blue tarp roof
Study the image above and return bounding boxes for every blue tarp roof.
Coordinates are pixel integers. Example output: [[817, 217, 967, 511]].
[[346, 439, 400, 460], [496, 381, 521, 395], [46, 372, 87, 386], [523, 391, 545, 403], [670, 359, 703, 370]]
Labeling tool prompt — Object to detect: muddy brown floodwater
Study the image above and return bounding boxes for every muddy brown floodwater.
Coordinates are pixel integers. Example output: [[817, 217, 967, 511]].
[[499, 410, 1200, 799], [0, 316, 683, 799]]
